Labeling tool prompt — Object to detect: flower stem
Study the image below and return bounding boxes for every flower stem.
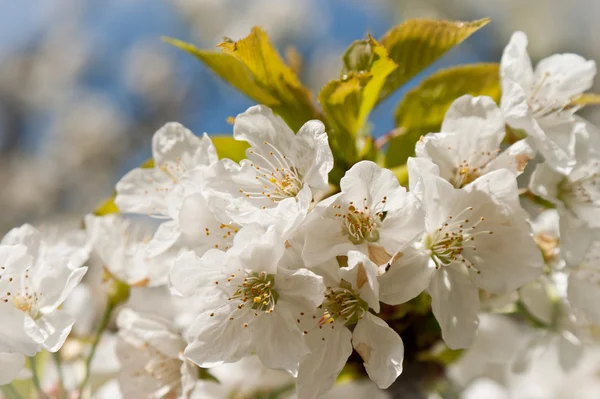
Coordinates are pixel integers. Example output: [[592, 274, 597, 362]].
[[52, 352, 68, 399], [29, 356, 45, 398], [79, 302, 115, 396], [1, 384, 24, 399]]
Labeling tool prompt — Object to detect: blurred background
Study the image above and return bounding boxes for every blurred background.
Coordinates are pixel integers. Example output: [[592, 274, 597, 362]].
[[1, 0, 599, 233]]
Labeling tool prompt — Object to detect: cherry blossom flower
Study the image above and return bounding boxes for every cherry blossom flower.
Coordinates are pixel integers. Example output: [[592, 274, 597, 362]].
[[500, 31, 596, 173], [116, 308, 197, 399], [0, 224, 90, 384], [170, 224, 325, 376], [378, 158, 544, 349], [85, 214, 182, 287], [204, 105, 333, 232], [295, 251, 404, 398], [416, 95, 533, 188], [302, 160, 424, 269]]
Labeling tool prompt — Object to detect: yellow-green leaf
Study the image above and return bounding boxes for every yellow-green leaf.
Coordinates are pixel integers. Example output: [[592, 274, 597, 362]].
[[341, 39, 373, 74], [386, 63, 500, 168], [164, 28, 319, 132], [395, 63, 500, 129], [378, 18, 490, 102], [319, 37, 397, 162], [94, 195, 119, 216], [211, 136, 250, 162], [571, 93, 600, 107]]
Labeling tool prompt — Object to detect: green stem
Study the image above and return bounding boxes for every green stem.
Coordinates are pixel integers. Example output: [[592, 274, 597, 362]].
[[52, 352, 67, 399], [79, 302, 115, 396], [29, 356, 44, 397], [1, 384, 24, 399]]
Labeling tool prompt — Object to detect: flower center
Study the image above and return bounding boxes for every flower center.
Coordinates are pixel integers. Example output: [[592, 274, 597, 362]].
[[449, 151, 500, 188], [241, 141, 303, 202], [231, 272, 278, 314], [423, 207, 493, 272], [1, 267, 41, 319], [319, 286, 368, 327], [335, 197, 387, 245]]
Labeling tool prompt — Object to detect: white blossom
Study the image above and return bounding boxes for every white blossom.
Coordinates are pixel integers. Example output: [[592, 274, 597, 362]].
[[115, 122, 220, 257], [116, 308, 197, 399], [378, 158, 544, 349], [170, 224, 325, 376], [416, 94, 533, 188], [295, 251, 404, 398], [205, 105, 333, 233], [500, 31, 596, 173], [0, 224, 89, 384], [85, 214, 180, 287], [302, 160, 424, 269]]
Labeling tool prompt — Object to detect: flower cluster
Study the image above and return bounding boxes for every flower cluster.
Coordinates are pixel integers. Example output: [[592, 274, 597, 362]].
[[2, 29, 600, 399]]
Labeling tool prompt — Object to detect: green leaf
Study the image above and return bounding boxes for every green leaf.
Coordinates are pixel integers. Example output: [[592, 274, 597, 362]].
[[211, 136, 250, 162], [319, 37, 397, 163], [164, 28, 319, 132], [378, 18, 490, 102], [386, 63, 500, 168]]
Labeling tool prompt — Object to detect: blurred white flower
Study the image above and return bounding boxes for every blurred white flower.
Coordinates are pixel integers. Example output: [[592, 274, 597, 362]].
[[0, 224, 89, 384]]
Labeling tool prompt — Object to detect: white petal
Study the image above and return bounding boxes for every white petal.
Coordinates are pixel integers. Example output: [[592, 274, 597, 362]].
[[152, 122, 217, 168], [25, 309, 75, 352], [534, 54, 596, 101], [428, 267, 480, 350], [233, 105, 295, 156], [294, 119, 333, 192], [465, 168, 526, 216], [296, 324, 353, 399], [36, 264, 88, 314], [169, 250, 226, 301], [484, 139, 534, 176], [468, 223, 543, 294], [116, 308, 184, 358], [440, 95, 505, 159], [115, 167, 172, 216], [340, 161, 401, 206], [0, 305, 38, 356], [407, 157, 441, 200], [352, 313, 404, 389], [557, 332, 583, 372], [529, 162, 564, 203], [462, 379, 510, 399], [0, 224, 42, 259], [302, 217, 355, 267], [568, 269, 600, 325], [276, 268, 325, 310], [377, 192, 425, 253], [253, 310, 310, 377], [224, 225, 284, 275], [184, 306, 252, 368], [145, 220, 181, 258], [519, 279, 554, 325], [500, 31, 534, 90], [341, 251, 380, 312], [0, 353, 24, 385], [415, 132, 460, 183], [378, 245, 432, 305]]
